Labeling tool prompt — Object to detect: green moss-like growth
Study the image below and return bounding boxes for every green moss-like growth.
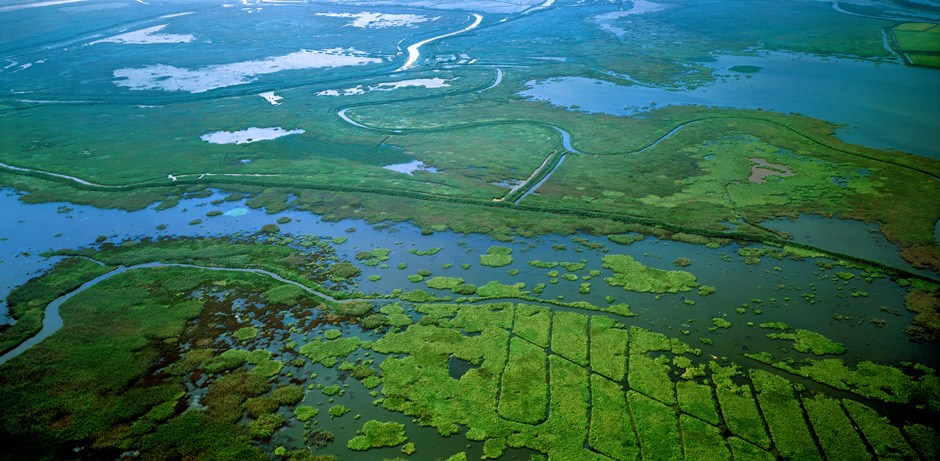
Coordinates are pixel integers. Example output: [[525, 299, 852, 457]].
[[551, 311, 588, 366], [905, 424, 939, 460], [346, 420, 407, 451], [727, 437, 775, 461], [749, 370, 821, 460], [328, 405, 350, 419], [631, 327, 672, 354], [589, 375, 640, 460], [758, 321, 789, 330], [767, 329, 845, 355], [294, 406, 318, 422], [480, 246, 513, 267], [250, 358, 284, 378], [299, 337, 361, 365], [629, 353, 676, 405], [233, 327, 259, 341], [426, 277, 465, 290], [768, 357, 940, 405], [676, 381, 720, 425], [482, 437, 506, 459], [602, 254, 697, 293], [680, 414, 732, 460], [475, 281, 528, 298], [323, 328, 342, 340], [589, 316, 628, 381], [263, 284, 306, 305], [715, 383, 771, 449], [410, 247, 442, 256], [607, 233, 644, 245], [498, 338, 547, 424], [802, 394, 869, 460], [513, 304, 551, 348], [248, 413, 285, 439], [843, 399, 916, 459], [629, 391, 682, 460], [711, 317, 732, 329]]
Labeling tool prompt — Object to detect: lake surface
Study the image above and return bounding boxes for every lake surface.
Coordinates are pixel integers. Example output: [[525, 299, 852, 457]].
[[520, 52, 940, 158]]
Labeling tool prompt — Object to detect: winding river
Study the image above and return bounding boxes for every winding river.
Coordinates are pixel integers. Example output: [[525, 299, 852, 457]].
[[0, 261, 350, 365], [396, 13, 483, 72]]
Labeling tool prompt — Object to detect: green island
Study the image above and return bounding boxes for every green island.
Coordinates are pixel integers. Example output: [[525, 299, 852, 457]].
[[1, 0, 939, 459]]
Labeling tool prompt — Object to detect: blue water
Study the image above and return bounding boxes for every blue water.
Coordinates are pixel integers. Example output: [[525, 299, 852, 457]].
[[520, 52, 940, 158]]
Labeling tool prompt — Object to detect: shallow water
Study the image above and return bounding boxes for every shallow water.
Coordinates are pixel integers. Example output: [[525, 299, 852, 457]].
[[520, 52, 940, 158], [763, 213, 933, 275], [2, 187, 936, 369]]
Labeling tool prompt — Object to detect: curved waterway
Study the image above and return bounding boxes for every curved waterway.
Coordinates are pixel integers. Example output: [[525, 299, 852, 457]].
[[515, 154, 566, 203], [521, 52, 940, 158], [0, 261, 348, 365], [396, 13, 483, 72], [552, 126, 581, 154]]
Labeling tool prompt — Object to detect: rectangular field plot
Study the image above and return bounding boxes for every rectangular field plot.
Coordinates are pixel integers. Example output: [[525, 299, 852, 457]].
[[551, 311, 588, 366], [628, 390, 682, 460], [513, 304, 551, 348], [590, 315, 629, 381], [676, 380, 720, 425], [498, 337, 547, 424], [802, 394, 870, 460], [715, 384, 771, 449], [680, 414, 731, 461], [589, 374, 640, 460], [749, 370, 821, 461]]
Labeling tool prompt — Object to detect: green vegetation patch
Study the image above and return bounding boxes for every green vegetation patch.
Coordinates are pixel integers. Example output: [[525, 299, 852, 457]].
[[802, 394, 869, 461], [498, 338, 547, 424], [233, 326, 258, 341], [676, 380, 720, 425], [628, 391, 682, 460], [589, 316, 628, 381], [629, 353, 676, 405], [768, 357, 939, 406], [513, 304, 551, 348], [347, 420, 407, 451], [426, 277, 465, 291], [680, 414, 732, 460], [1, 257, 113, 355], [479, 246, 513, 267], [607, 233, 644, 245], [602, 254, 697, 293], [589, 374, 640, 460], [715, 383, 771, 449], [727, 437, 775, 461], [749, 370, 821, 460], [767, 329, 845, 355], [263, 284, 306, 305], [551, 311, 589, 366], [410, 247, 442, 256], [475, 281, 528, 298], [293, 406, 318, 422], [299, 336, 361, 366], [843, 399, 916, 459]]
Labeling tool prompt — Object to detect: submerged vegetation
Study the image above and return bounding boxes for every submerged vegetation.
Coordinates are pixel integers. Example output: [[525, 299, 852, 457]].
[[1, 0, 939, 459]]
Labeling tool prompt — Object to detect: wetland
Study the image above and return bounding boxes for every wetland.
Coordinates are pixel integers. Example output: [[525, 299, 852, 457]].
[[1, 0, 939, 460]]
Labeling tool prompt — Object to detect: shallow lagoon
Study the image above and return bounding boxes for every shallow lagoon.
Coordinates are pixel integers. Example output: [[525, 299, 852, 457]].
[[1, 187, 935, 369], [520, 52, 940, 158]]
